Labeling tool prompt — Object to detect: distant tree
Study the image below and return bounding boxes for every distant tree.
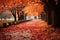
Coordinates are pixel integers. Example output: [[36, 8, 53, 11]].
[[19, 11, 25, 20], [10, 8, 17, 21], [16, 4, 25, 20]]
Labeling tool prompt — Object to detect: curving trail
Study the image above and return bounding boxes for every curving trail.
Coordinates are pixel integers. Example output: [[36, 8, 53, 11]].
[[0, 19, 60, 40]]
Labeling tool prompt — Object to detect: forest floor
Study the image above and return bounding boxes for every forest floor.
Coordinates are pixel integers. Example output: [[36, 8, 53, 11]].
[[0, 19, 60, 40]]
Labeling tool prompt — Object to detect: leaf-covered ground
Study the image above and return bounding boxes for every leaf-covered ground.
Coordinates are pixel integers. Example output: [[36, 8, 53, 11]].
[[0, 19, 60, 40]]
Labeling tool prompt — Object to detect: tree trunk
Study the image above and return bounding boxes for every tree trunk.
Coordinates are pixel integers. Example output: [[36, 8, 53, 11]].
[[13, 14, 16, 21], [17, 10, 20, 20], [54, 3, 60, 27]]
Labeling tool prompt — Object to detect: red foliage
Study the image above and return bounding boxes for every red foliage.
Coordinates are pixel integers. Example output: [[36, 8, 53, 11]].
[[0, 19, 60, 40]]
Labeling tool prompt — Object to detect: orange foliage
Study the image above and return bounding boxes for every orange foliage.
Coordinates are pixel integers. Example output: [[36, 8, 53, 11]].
[[23, 3, 44, 16], [0, 0, 44, 15]]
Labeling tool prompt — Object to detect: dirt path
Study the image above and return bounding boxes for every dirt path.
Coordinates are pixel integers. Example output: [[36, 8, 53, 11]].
[[0, 19, 60, 40]]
